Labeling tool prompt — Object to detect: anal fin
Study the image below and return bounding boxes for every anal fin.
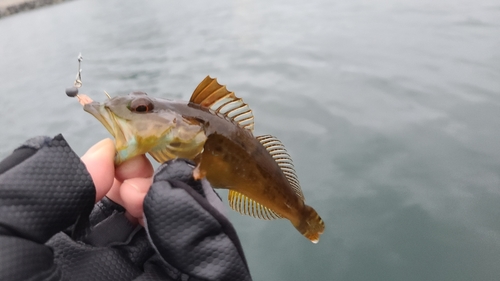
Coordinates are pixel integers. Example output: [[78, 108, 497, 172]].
[[228, 190, 283, 220]]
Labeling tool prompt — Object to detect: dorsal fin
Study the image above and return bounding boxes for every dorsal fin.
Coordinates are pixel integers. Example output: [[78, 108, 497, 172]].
[[228, 190, 283, 220], [256, 135, 305, 201], [190, 76, 255, 132]]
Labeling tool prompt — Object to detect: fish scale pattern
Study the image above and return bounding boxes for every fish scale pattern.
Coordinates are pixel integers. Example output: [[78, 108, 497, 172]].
[[145, 161, 252, 281]]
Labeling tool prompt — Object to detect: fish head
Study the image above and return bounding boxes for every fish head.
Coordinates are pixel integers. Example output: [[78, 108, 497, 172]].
[[83, 91, 207, 164]]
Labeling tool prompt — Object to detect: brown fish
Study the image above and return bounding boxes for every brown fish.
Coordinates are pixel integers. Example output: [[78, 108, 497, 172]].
[[78, 76, 325, 243]]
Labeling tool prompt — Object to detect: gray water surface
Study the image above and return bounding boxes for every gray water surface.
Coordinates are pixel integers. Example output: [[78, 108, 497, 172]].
[[1, 0, 500, 280]]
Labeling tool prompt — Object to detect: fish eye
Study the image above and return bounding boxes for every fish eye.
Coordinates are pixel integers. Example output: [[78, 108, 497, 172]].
[[129, 98, 154, 113]]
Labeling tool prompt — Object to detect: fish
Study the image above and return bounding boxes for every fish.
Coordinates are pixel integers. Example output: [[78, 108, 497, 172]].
[[77, 76, 325, 243]]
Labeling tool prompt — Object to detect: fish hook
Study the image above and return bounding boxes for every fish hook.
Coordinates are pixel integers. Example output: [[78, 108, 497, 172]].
[[65, 53, 95, 106], [65, 53, 83, 98], [74, 53, 83, 88]]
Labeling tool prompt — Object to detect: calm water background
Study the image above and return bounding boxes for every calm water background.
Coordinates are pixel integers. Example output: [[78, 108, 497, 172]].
[[1, 0, 500, 280]]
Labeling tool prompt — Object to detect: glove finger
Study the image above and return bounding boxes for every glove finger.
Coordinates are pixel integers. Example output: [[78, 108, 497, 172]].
[[144, 159, 251, 281], [152, 159, 226, 215], [199, 178, 227, 218]]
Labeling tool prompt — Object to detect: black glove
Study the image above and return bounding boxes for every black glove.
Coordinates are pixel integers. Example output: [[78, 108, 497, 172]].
[[0, 135, 252, 281]]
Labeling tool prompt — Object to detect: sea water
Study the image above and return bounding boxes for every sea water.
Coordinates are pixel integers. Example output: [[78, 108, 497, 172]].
[[1, 0, 499, 280]]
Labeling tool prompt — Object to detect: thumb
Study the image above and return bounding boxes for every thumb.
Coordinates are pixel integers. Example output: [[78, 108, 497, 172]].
[[81, 139, 116, 202]]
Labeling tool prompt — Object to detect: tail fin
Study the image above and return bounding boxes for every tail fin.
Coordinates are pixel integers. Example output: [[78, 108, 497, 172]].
[[293, 205, 325, 243]]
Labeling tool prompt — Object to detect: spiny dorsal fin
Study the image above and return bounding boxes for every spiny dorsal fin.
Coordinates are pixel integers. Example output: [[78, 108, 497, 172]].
[[256, 135, 305, 201], [228, 190, 283, 220], [190, 76, 255, 132]]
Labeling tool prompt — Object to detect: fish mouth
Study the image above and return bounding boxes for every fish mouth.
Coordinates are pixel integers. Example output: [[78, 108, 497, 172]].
[[83, 102, 130, 155]]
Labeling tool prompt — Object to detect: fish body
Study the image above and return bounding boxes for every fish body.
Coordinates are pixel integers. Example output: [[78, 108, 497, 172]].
[[81, 76, 324, 242]]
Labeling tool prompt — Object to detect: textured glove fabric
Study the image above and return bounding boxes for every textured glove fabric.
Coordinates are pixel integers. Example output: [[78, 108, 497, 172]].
[[0, 135, 95, 280], [145, 160, 252, 281], [46, 197, 154, 281], [0, 135, 252, 281]]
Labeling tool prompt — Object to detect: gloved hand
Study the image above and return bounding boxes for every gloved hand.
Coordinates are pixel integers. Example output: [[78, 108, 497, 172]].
[[0, 135, 252, 281]]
